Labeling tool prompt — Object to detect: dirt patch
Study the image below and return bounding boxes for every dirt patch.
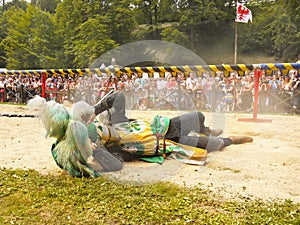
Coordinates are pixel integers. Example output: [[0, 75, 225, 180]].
[[1, 104, 299, 203]]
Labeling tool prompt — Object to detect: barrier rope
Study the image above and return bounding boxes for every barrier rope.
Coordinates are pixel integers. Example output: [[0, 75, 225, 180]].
[[0, 113, 35, 117], [0, 63, 299, 78]]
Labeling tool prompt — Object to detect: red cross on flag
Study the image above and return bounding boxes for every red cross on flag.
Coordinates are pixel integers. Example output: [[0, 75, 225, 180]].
[[235, 2, 252, 23]]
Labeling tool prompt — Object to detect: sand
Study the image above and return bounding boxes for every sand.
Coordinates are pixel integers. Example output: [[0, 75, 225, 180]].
[[0, 104, 299, 203]]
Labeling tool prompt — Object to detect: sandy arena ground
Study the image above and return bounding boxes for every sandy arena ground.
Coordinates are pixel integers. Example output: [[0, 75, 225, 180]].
[[0, 104, 299, 203]]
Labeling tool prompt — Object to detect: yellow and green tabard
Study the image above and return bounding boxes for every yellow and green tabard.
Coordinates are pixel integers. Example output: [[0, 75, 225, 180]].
[[95, 116, 208, 165]]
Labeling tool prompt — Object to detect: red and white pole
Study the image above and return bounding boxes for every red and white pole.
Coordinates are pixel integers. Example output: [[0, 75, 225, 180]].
[[41, 72, 46, 98], [238, 67, 272, 123], [252, 68, 260, 120]]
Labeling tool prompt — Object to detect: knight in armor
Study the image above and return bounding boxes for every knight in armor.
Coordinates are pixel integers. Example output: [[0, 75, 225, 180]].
[[28, 91, 253, 178]]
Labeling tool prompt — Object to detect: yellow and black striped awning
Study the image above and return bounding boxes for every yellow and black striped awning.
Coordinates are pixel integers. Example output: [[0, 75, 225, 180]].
[[1, 63, 299, 78]]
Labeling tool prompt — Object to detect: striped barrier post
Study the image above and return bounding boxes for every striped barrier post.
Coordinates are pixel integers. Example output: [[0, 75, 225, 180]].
[[238, 68, 273, 123], [41, 72, 46, 99]]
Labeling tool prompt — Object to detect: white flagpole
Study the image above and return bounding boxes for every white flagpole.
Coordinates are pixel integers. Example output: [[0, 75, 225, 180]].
[[234, 21, 238, 64], [234, 1, 238, 64], [234, 2, 252, 64]]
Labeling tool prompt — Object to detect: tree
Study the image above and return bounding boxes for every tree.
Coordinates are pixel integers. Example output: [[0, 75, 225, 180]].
[[55, 0, 136, 67], [54, 0, 89, 68], [178, 0, 228, 51], [161, 27, 187, 45], [239, 0, 300, 61], [0, 10, 6, 67], [270, 13, 297, 60], [2, 5, 59, 69], [30, 0, 59, 14], [132, 0, 161, 39], [104, 0, 137, 45], [72, 16, 116, 67], [2, 0, 27, 11]]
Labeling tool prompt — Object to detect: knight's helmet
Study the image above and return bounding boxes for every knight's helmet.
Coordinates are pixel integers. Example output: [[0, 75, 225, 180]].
[[27, 95, 69, 140]]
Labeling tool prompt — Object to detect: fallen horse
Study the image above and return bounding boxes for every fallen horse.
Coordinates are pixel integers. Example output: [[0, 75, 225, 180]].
[[27, 91, 253, 178]]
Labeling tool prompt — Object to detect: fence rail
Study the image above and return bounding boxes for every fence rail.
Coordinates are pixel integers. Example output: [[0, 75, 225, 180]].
[[2, 84, 298, 114], [1, 64, 300, 116], [1, 63, 300, 77]]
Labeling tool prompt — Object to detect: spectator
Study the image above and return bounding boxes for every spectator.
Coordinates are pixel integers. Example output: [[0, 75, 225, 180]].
[[0, 77, 5, 102], [5, 77, 18, 102], [185, 73, 197, 92], [223, 78, 234, 111], [241, 75, 254, 111], [268, 74, 282, 111], [147, 78, 157, 109], [235, 77, 243, 110], [258, 75, 269, 113], [118, 74, 128, 92], [280, 75, 293, 111], [156, 76, 167, 98], [203, 75, 218, 111], [185, 73, 198, 108], [166, 74, 179, 106], [1, 69, 299, 114], [292, 74, 300, 110]]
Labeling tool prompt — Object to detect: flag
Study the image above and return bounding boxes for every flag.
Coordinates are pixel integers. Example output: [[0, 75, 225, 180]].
[[235, 2, 252, 23]]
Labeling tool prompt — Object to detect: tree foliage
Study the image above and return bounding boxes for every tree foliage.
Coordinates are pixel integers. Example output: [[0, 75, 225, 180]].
[[238, 0, 300, 61], [1, 4, 58, 69], [73, 16, 116, 68], [0, 0, 299, 69]]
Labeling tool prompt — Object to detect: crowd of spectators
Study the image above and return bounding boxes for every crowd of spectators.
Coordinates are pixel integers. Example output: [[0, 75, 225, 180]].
[[1, 70, 300, 113], [0, 75, 42, 103]]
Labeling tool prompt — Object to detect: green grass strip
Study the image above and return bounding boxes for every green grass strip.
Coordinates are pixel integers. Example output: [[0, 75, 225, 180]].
[[0, 169, 299, 225]]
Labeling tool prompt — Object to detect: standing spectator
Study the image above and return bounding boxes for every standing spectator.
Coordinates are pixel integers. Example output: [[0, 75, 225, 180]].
[[241, 75, 254, 111], [203, 75, 218, 111], [136, 75, 148, 109], [98, 77, 108, 98], [83, 77, 98, 104], [104, 76, 118, 93], [280, 75, 293, 111], [235, 77, 243, 111], [50, 78, 58, 101], [118, 74, 128, 92], [185, 73, 198, 108], [156, 76, 167, 98], [259, 75, 269, 113], [147, 78, 157, 109], [166, 75, 179, 107], [54, 77, 64, 102], [33, 77, 42, 95], [268, 74, 281, 111], [292, 74, 300, 111], [0, 77, 5, 102], [166, 75, 178, 89], [193, 76, 205, 110], [176, 73, 185, 86], [176, 73, 187, 109], [5, 77, 18, 102], [186, 73, 197, 92], [223, 78, 234, 111], [13, 76, 23, 102], [123, 75, 135, 108]]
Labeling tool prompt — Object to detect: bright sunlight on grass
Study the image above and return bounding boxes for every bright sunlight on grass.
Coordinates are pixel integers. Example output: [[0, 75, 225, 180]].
[[0, 169, 299, 224]]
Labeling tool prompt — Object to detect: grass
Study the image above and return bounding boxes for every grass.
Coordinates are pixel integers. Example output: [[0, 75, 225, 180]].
[[0, 169, 299, 225]]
